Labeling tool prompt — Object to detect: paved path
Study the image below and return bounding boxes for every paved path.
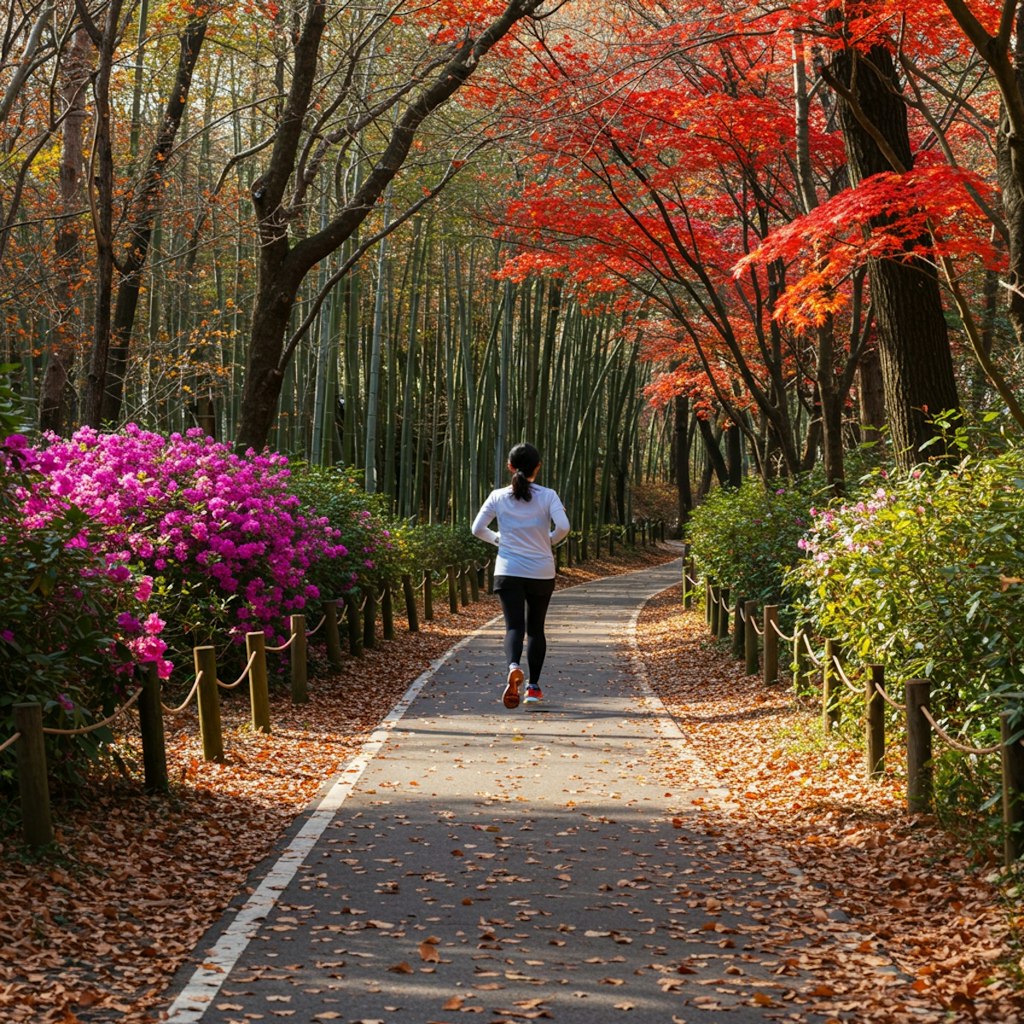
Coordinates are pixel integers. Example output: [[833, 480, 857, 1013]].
[[162, 561, 825, 1024]]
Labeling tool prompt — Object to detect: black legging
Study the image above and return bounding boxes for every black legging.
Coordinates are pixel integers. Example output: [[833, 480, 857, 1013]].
[[493, 575, 556, 685]]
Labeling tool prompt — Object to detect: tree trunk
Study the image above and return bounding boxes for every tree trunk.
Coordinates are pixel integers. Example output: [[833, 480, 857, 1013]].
[[697, 416, 729, 487], [673, 393, 693, 526], [816, 322, 845, 495], [858, 345, 886, 445], [41, 27, 90, 435], [100, 14, 209, 425], [78, 0, 125, 429], [829, 37, 960, 469]]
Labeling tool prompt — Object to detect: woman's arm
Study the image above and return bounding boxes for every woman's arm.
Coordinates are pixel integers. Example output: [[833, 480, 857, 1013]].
[[549, 493, 570, 545], [471, 494, 500, 546]]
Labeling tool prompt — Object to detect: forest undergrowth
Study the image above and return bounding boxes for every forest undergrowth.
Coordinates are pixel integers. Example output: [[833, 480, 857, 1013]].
[[635, 586, 1024, 1024]]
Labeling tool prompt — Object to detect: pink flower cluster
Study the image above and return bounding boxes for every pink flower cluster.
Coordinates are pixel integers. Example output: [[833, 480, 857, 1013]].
[[799, 489, 893, 564], [19, 425, 348, 649]]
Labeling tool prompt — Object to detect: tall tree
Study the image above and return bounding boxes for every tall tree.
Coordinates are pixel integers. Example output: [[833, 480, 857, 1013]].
[[825, 27, 961, 467], [234, 0, 551, 452]]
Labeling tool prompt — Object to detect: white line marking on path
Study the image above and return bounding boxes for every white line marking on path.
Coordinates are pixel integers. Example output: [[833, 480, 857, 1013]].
[[624, 591, 736, 807], [163, 624, 494, 1023]]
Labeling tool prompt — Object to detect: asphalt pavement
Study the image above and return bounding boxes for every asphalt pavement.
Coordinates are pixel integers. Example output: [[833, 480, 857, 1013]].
[[160, 559, 827, 1024]]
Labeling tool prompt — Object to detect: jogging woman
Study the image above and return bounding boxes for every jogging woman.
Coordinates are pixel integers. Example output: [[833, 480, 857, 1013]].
[[471, 443, 571, 708]]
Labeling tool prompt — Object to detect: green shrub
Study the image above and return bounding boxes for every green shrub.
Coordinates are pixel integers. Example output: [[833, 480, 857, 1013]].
[[288, 465, 489, 599], [686, 479, 816, 608], [790, 457, 1024, 723], [789, 448, 1024, 841]]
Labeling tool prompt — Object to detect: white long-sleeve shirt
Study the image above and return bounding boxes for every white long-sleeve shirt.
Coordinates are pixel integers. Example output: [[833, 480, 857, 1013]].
[[471, 483, 570, 579]]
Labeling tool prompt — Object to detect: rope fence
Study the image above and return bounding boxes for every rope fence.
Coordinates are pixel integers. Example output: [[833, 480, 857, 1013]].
[[920, 707, 1003, 756], [40, 688, 143, 736], [161, 672, 202, 715], [4, 521, 668, 850], [217, 649, 258, 690], [692, 565, 1024, 865], [0, 732, 22, 755]]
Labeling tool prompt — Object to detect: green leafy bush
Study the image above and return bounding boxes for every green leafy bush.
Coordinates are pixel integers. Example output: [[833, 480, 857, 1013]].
[[686, 479, 816, 607], [789, 448, 1024, 842], [790, 456, 1024, 727], [287, 466, 489, 599]]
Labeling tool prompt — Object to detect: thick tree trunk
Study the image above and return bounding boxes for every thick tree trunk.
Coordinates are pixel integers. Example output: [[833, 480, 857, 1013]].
[[995, 4, 1024, 346], [830, 38, 960, 469], [724, 420, 743, 487]]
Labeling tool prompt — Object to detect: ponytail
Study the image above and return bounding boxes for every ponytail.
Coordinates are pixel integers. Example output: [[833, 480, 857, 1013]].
[[508, 442, 541, 502], [511, 469, 532, 501]]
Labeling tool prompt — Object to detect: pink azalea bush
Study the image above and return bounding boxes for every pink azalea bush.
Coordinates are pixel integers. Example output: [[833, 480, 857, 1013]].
[[19, 425, 348, 653], [1, 395, 174, 788]]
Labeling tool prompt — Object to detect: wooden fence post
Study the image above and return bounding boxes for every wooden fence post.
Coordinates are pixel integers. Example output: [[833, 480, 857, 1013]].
[[681, 560, 690, 609], [459, 563, 470, 607], [447, 565, 459, 613], [290, 614, 308, 703], [138, 664, 169, 793], [14, 702, 53, 847], [608, 530, 615, 556], [763, 606, 779, 686], [382, 581, 395, 640], [709, 583, 719, 635], [402, 574, 419, 632], [345, 591, 363, 656], [731, 596, 744, 658], [792, 629, 809, 694], [556, 545, 564, 572], [905, 678, 932, 813], [469, 563, 480, 602], [363, 586, 377, 649], [1001, 707, 1024, 864], [323, 599, 343, 669], [717, 587, 731, 640], [246, 632, 271, 734], [866, 664, 885, 778], [822, 639, 841, 733], [744, 600, 758, 675], [422, 570, 434, 621], [194, 645, 224, 763]]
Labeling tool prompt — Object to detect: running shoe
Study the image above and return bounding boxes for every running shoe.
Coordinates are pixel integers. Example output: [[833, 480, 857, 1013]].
[[503, 665, 524, 708], [524, 684, 543, 705]]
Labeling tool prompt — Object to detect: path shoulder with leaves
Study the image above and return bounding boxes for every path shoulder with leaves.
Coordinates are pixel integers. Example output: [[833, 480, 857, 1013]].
[[635, 586, 1023, 1023]]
